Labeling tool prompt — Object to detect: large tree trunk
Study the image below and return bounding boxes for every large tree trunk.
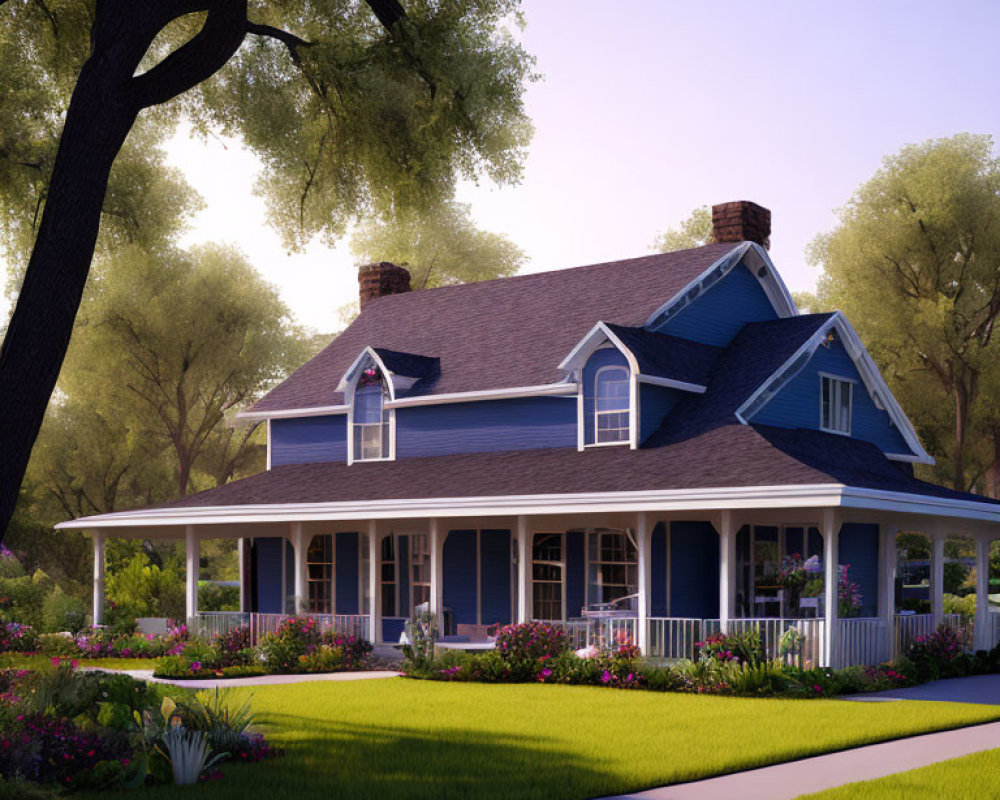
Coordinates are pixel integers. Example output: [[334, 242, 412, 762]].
[[0, 57, 138, 537]]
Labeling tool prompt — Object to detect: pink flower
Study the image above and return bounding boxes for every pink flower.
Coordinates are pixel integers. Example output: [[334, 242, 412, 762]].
[[191, 661, 202, 672], [70, 659, 79, 670], [50, 657, 59, 666], [601, 671, 612, 684]]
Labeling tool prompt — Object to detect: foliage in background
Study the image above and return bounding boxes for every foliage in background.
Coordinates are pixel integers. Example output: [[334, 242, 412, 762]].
[[105, 554, 185, 624], [651, 205, 713, 252], [811, 134, 1000, 493]]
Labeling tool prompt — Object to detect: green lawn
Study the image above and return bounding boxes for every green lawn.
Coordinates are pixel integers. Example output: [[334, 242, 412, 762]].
[[0, 654, 156, 671], [797, 747, 1000, 800], [69, 678, 1000, 800]]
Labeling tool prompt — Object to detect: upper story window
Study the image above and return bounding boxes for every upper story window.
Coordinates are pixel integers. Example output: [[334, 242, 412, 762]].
[[820, 375, 853, 435], [352, 367, 391, 461], [593, 366, 630, 444]]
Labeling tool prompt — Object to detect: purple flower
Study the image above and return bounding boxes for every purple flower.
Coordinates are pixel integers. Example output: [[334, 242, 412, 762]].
[[601, 670, 612, 684], [190, 661, 202, 672]]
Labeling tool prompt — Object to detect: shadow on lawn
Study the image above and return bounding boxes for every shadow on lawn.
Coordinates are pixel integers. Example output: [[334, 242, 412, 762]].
[[252, 713, 623, 800]]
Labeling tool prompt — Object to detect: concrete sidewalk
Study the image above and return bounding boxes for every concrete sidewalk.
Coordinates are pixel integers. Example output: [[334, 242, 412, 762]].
[[596, 721, 1000, 800], [85, 667, 402, 689], [844, 673, 1000, 705]]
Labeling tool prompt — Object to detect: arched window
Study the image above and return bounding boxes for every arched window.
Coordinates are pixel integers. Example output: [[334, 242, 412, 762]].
[[593, 364, 630, 444], [352, 367, 391, 461]]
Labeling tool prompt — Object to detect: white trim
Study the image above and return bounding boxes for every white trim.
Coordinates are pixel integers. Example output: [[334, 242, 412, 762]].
[[636, 373, 707, 393], [55, 481, 1000, 529], [266, 419, 272, 470], [645, 242, 798, 332], [238, 404, 349, 421], [593, 364, 631, 446], [885, 453, 927, 463], [818, 374, 853, 436], [385, 382, 576, 409], [346, 353, 394, 466], [735, 312, 934, 465]]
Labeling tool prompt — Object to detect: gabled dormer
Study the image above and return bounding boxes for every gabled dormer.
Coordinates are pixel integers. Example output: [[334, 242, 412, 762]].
[[559, 322, 717, 450]]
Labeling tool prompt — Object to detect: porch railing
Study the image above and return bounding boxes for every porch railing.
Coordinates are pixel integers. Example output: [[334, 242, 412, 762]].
[[837, 617, 888, 668], [647, 617, 702, 661], [193, 612, 370, 646], [703, 617, 826, 667]]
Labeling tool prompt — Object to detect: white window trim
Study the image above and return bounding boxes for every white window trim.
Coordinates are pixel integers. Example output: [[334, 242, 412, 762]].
[[819, 373, 854, 436], [591, 364, 631, 447], [570, 325, 640, 451]]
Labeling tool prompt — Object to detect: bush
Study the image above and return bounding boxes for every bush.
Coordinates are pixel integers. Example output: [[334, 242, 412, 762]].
[[909, 625, 965, 680], [0, 576, 46, 630], [198, 583, 240, 612], [0, 622, 38, 653], [40, 586, 86, 634], [697, 628, 764, 665], [105, 553, 184, 623], [493, 621, 569, 665], [37, 633, 77, 657]]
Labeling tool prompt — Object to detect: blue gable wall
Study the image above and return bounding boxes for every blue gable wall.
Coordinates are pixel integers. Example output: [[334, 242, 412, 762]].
[[271, 415, 346, 466], [653, 264, 778, 347], [749, 336, 912, 455], [395, 397, 577, 459], [639, 383, 681, 443], [582, 347, 630, 444]]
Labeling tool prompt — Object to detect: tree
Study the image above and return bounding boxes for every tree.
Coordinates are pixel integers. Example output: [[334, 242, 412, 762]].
[[350, 200, 526, 288], [651, 206, 712, 252], [0, 0, 534, 537], [811, 135, 1000, 491]]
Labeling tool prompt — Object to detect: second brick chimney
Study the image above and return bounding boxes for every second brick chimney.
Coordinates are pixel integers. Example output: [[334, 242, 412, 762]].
[[358, 262, 411, 311], [711, 201, 771, 249]]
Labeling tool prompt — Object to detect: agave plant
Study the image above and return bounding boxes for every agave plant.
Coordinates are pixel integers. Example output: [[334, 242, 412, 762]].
[[177, 688, 256, 753], [159, 725, 227, 785]]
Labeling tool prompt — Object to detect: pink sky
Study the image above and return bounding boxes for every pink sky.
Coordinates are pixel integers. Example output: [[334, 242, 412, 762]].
[[3, 0, 998, 331]]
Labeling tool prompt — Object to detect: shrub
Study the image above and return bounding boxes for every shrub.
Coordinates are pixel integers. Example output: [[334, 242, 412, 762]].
[[37, 633, 77, 657], [493, 621, 569, 665], [198, 582, 241, 612], [215, 627, 251, 666], [299, 645, 344, 673], [0, 576, 46, 630], [909, 625, 965, 680], [105, 553, 184, 622], [40, 586, 86, 634], [697, 628, 763, 665], [0, 622, 38, 653]]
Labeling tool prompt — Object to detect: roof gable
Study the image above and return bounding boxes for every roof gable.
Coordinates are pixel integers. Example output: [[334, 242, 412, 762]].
[[247, 243, 740, 414]]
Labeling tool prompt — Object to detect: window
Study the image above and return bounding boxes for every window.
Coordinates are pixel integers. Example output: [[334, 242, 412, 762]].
[[380, 536, 397, 617], [586, 529, 637, 607], [353, 368, 390, 461], [593, 365, 630, 444], [306, 535, 333, 614], [820, 375, 853, 434], [532, 533, 563, 620], [410, 534, 431, 610]]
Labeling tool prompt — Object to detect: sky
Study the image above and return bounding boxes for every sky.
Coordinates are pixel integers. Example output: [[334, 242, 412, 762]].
[[4, 0, 1000, 332]]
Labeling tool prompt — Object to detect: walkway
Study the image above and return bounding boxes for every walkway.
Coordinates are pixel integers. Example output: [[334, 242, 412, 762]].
[[86, 667, 402, 689], [844, 673, 1000, 705], [598, 721, 1000, 800]]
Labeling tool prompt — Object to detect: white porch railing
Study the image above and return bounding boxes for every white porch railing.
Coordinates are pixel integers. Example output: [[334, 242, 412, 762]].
[[837, 617, 888, 668], [647, 617, 702, 660], [703, 618, 826, 667], [193, 612, 370, 645], [893, 613, 935, 654]]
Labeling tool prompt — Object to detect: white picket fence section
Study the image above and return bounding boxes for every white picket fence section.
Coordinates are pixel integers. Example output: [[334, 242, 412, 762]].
[[193, 612, 370, 646], [647, 618, 702, 660], [837, 617, 888, 668]]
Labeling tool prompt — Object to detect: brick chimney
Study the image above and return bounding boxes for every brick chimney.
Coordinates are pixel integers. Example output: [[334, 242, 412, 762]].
[[358, 262, 411, 311], [711, 201, 771, 249]]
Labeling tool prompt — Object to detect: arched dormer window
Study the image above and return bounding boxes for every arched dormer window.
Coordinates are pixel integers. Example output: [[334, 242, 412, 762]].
[[351, 365, 392, 462], [582, 346, 632, 446]]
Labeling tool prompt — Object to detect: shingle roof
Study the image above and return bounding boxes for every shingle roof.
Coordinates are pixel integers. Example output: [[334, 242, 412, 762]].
[[649, 313, 835, 444], [158, 423, 997, 509], [250, 243, 738, 412], [603, 324, 720, 387]]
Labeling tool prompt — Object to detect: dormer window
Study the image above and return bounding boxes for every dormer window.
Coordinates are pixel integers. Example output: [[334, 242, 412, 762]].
[[594, 365, 630, 444], [820, 374, 853, 435], [353, 368, 391, 461]]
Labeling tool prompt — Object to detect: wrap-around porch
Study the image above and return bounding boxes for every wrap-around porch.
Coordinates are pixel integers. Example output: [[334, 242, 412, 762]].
[[88, 505, 1000, 669]]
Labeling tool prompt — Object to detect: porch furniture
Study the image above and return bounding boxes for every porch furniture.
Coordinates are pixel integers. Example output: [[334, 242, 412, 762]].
[[753, 589, 785, 618], [799, 594, 824, 618]]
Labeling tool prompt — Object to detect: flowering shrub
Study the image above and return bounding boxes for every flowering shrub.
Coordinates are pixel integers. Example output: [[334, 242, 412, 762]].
[[908, 625, 969, 680], [72, 624, 188, 659], [697, 628, 763, 665], [0, 621, 38, 653], [493, 621, 570, 664], [838, 564, 864, 616]]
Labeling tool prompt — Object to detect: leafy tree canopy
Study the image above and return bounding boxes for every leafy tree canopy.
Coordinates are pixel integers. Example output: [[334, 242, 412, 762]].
[[651, 205, 712, 252]]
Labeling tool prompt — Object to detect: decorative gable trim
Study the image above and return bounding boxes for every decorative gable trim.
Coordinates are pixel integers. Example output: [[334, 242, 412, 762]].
[[337, 347, 398, 400], [644, 242, 798, 332], [736, 312, 934, 465]]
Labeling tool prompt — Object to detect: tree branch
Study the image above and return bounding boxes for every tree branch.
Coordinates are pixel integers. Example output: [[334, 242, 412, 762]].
[[365, 0, 406, 30], [246, 22, 312, 64], [130, 0, 248, 110]]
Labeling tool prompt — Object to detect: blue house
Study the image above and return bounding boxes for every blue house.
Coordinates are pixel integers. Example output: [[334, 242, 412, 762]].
[[61, 201, 1000, 667]]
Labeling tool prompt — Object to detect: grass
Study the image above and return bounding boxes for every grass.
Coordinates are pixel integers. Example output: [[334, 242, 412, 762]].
[[0, 654, 156, 671], [70, 678, 1000, 800], [797, 747, 1000, 800]]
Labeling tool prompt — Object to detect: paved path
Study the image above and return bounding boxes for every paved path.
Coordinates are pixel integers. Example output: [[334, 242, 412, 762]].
[[84, 667, 402, 689], [596, 721, 1000, 800], [844, 674, 1000, 705]]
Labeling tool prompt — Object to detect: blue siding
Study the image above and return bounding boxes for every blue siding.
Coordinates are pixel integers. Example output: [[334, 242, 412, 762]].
[[335, 532, 359, 614], [669, 522, 719, 618], [639, 384, 681, 443], [284, 540, 294, 614], [270, 415, 347, 466], [444, 530, 478, 625], [395, 397, 577, 459], [582, 348, 630, 445], [839, 523, 879, 617], [750, 337, 912, 455], [650, 522, 668, 617], [382, 618, 406, 642], [656, 264, 778, 346], [481, 530, 512, 626], [254, 538, 285, 614], [565, 531, 586, 619]]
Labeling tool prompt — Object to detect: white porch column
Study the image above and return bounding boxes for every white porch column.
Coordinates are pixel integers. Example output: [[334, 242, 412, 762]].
[[930, 528, 945, 629], [92, 531, 106, 626], [237, 538, 247, 613], [429, 519, 444, 624], [185, 525, 199, 623], [636, 512, 651, 653], [516, 516, 531, 623], [975, 534, 991, 651], [718, 511, 736, 634], [822, 509, 841, 668], [290, 522, 308, 615], [368, 521, 381, 644], [879, 519, 898, 661]]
